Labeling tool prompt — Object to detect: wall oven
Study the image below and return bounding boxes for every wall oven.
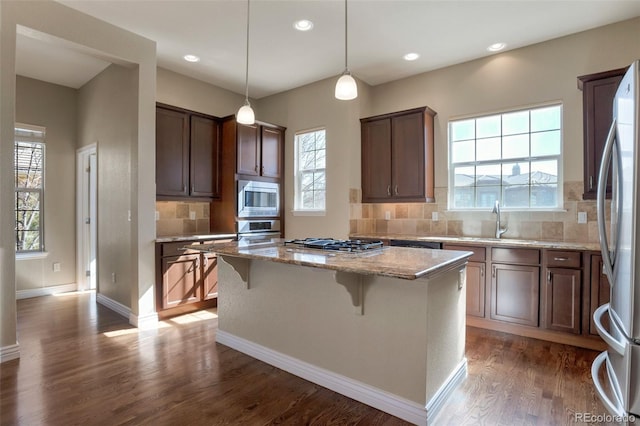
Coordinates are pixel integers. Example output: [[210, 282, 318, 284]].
[[237, 179, 280, 218]]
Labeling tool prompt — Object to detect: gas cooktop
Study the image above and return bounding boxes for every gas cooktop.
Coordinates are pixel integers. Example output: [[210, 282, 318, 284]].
[[284, 238, 384, 252]]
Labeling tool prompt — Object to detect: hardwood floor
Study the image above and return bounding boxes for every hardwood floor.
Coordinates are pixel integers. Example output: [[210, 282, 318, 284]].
[[0, 293, 612, 425]]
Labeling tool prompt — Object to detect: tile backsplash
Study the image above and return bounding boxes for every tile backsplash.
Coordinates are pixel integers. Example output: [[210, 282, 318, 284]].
[[156, 201, 210, 236], [349, 181, 606, 244]]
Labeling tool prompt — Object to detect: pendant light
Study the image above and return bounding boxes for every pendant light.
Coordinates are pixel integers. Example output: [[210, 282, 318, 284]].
[[237, 0, 255, 124], [335, 0, 357, 100]]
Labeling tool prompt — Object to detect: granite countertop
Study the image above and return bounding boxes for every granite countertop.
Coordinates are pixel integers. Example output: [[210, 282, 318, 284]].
[[350, 233, 601, 252], [204, 239, 472, 280], [156, 232, 237, 243]]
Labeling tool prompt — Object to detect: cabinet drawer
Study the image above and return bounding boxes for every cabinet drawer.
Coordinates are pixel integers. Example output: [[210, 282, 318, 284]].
[[443, 244, 486, 262], [544, 250, 581, 268], [161, 241, 201, 257], [492, 247, 539, 265]]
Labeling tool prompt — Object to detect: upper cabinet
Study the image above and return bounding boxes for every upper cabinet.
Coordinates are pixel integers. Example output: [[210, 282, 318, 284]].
[[360, 106, 436, 203], [578, 68, 626, 200], [156, 104, 221, 200], [236, 122, 284, 179]]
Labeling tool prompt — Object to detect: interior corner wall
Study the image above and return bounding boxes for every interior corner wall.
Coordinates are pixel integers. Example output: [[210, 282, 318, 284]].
[[78, 64, 136, 308], [15, 76, 77, 292], [256, 76, 373, 239]]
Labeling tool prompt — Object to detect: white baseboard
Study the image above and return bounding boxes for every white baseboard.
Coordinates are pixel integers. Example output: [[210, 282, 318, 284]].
[[129, 312, 159, 329], [96, 293, 131, 320], [216, 330, 429, 425], [426, 358, 468, 425], [16, 283, 78, 300], [0, 343, 20, 363]]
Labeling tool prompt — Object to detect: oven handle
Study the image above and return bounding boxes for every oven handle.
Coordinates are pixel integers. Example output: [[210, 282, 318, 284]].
[[593, 303, 626, 356], [591, 351, 626, 417]]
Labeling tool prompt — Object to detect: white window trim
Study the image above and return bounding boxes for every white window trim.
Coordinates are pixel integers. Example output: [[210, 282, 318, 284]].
[[447, 103, 564, 211], [293, 127, 327, 213]]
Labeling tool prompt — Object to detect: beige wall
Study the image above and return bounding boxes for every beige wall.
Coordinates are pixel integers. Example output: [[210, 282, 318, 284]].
[[1, 0, 156, 356], [15, 76, 77, 291]]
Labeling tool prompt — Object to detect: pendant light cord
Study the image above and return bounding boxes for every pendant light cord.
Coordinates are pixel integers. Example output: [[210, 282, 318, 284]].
[[245, 0, 251, 101], [344, 0, 348, 71]]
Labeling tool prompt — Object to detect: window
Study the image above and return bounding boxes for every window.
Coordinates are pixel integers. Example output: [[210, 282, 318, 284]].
[[15, 124, 45, 252], [448, 104, 562, 210], [294, 128, 326, 212]]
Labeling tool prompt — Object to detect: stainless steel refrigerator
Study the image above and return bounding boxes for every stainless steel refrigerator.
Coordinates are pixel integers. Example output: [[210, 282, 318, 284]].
[[592, 60, 640, 419]]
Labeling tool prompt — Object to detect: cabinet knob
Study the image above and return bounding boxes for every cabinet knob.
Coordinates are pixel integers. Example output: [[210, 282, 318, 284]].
[[387, 185, 391, 196], [492, 266, 496, 278], [394, 185, 398, 195], [480, 265, 484, 277], [553, 257, 568, 261], [547, 271, 551, 282]]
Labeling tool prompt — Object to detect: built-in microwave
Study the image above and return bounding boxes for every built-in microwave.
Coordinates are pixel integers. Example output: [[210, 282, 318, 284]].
[[237, 179, 280, 218]]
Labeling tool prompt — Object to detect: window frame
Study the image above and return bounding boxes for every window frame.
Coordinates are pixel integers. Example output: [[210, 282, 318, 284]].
[[293, 127, 327, 215], [447, 102, 564, 211], [15, 123, 46, 253]]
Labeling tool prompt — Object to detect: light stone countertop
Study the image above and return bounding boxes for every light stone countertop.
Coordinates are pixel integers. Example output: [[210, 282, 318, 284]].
[[155, 233, 237, 243], [204, 239, 472, 280], [350, 233, 601, 252]]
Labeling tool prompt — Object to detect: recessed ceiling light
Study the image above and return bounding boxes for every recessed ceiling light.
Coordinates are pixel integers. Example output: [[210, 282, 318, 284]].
[[487, 43, 506, 52], [294, 19, 314, 31], [183, 54, 200, 63], [403, 53, 420, 61]]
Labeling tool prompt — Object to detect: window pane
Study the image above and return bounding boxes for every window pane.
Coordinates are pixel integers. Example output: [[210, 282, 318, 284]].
[[453, 186, 474, 209], [315, 130, 326, 149], [531, 130, 561, 157], [313, 171, 326, 190], [314, 191, 325, 209], [315, 148, 326, 169], [476, 115, 501, 138], [476, 164, 501, 186], [531, 160, 558, 184], [476, 186, 501, 208], [295, 129, 326, 210], [502, 134, 529, 159], [451, 120, 475, 142], [502, 110, 529, 135], [503, 185, 530, 208], [16, 230, 40, 251], [452, 140, 474, 163], [531, 105, 561, 132], [531, 183, 557, 207], [453, 166, 475, 187], [476, 137, 501, 161]]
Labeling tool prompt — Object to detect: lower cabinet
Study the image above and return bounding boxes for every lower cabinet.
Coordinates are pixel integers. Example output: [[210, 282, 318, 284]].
[[490, 263, 540, 327], [161, 254, 202, 309], [443, 244, 486, 317], [542, 250, 583, 334]]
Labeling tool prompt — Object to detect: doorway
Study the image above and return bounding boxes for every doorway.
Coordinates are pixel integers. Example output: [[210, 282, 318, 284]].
[[76, 144, 97, 291]]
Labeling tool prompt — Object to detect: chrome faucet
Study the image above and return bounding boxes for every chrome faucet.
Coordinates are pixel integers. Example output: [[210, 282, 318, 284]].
[[492, 200, 508, 239]]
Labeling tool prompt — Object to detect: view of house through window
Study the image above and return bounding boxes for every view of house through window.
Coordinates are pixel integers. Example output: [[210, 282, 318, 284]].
[[15, 124, 45, 252], [294, 128, 326, 211], [449, 104, 562, 210]]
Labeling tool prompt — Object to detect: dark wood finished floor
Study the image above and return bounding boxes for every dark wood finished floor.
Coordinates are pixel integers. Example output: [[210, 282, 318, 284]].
[[0, 293, 613, 425]]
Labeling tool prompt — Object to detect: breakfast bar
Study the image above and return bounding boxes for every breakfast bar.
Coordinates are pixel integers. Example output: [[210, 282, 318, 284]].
[[207, 239, 472, 425]]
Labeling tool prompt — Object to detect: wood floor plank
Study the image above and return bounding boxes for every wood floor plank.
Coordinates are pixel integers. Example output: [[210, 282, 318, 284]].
[[0, 293, 617, 425]]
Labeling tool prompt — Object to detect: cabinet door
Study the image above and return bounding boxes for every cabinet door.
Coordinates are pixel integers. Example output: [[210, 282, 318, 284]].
[[202, 253, 219, 300], [391, 111, 425, 200], [589, 254, 611, 336], [490, 264, 540, 327], [261, 126, 283, 178], [161, 255, 201, 309], [156, 107, 189, 197], [580, 70, 625, 199], [544, 268, 582, 334], [237, 123, 260, 176], [361, 118, 392, 202], [190, 114, 221, 198], [466, 261, 486, 318]]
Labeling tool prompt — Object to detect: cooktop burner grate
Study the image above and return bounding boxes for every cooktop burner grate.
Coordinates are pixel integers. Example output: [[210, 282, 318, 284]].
[[284, 238, 384, 252]]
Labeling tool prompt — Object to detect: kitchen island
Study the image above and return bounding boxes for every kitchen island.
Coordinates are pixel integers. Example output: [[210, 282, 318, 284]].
[[208, 240, 472, 425]]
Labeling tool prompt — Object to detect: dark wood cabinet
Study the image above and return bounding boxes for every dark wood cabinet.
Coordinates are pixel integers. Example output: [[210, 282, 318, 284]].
[[542, 250, 582, 334], [156, 104, 221, 200], [156, 239, 230, 318], [578, 68, 626, 199], [589, 254, 611, 336], [444, 244, 486, 318], [360, 106, 436, 203], [490, 263, 540, 327], [236, 121, 284, 179]]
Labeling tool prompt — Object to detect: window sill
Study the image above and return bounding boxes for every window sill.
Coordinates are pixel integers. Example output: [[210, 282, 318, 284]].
[[16, 251, 49, 261], [292, 210, 326, 217]]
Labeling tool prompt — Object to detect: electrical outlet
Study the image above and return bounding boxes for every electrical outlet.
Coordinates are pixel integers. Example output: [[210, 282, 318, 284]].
[[53, 262, 61, 272], [189, 211, 196, 220], [384, 211, 391, 220], [577, 211, 587, 224], [432, 211, 439, 221], [155, 211, 160, 221], [111, 272, 116, 283]]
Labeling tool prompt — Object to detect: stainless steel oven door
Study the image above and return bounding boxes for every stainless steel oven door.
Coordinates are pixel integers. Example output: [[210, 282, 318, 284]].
[[237, 180, 280, 218]]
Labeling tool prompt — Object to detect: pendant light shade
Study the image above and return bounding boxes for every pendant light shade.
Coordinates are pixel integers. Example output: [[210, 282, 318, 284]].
[[237, 0, 255, 125], [335, 0, 357, 100]]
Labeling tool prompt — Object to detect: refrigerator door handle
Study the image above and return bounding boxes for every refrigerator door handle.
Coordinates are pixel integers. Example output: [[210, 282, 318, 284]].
[[591, 351, 627, 418], [593, 303, 626, 356], [597, 118, 618, 282]]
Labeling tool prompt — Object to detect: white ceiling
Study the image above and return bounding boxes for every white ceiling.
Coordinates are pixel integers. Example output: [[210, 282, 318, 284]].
[[15, 0, 640, 97]]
